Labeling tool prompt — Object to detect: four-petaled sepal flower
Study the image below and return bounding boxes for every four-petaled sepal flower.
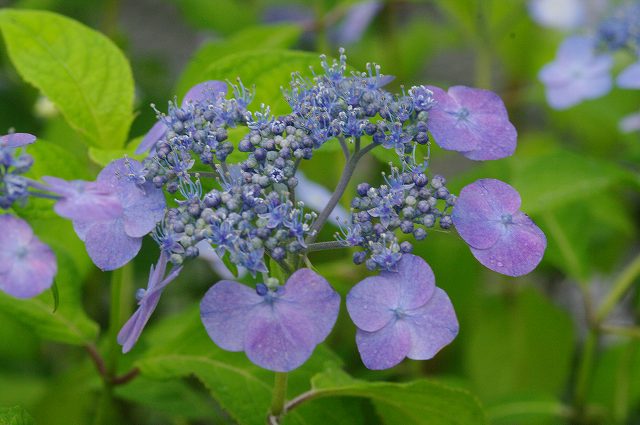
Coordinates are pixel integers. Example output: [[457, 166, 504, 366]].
[[200, 268, 340, 372], [426, 85, 517, 160], [452, 178, 546, 277], [346, 254, 458, 370]]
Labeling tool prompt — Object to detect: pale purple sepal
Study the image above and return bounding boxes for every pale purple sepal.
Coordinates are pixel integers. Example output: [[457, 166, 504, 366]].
[[0, 133, 36, 148], [135, 121, 167, 155], [528, 0, 585, 29], [617, 61, 640, 89], [45, 158, 165, 271], [0, 214, 57, 299], [427, 85, 517, 160], [200, 268, 340, 372], [452, 179, 547, 277], [118, 252, 182, 353], [331, 1, 382, 45], [539, 36, 612, 109], [620, 111, 640, 133], [347, 254, 458, 370]]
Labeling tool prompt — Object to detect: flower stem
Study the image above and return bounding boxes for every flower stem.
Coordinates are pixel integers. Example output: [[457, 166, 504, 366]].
[[595, 252, 640, 323], [573, 330, 598, 418], [268, 372, 288, 421], [306, 241, 349, 252]]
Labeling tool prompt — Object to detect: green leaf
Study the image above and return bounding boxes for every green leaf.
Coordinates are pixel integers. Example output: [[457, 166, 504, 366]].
[[88, 137, 147, 167], [135, 308, 360, 425], [177, 24, 302, 98], [176, 49, 323, 115], [465, 287, 574, 403], [512, 149, 632, 214], [294, 367, 486, 425], [0, 9, 134, 148], [0, 406, 35, 425], [170, 0, 258, 35]]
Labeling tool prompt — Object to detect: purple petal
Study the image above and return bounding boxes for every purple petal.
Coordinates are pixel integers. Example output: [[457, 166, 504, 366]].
[[182, 81, 228, 105], [0, 133, 36, 148], [346, 275, 398, 332], [452, 178, 521, 250], [84, 218, 142, 271], [42, 177, 123, 222], [332, 1, 382, 45], [620, 111, 640, 133], [427, 86, 516, 160], [278, 268, 340, 343], [118, 254, 182, 353], [200, 280, 263, 351], [380, 254, 435, 309], [618, 61, 640, 89], [355, 320, 411, 370], [405, 288, 459, 360], [244, 303, 318, 372], [0, 215, 56, 299], [470, 211, 547, 277], [136, 121, 167, 155]]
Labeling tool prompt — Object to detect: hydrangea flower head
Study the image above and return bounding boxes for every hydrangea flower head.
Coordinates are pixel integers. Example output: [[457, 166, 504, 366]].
[[0, 214, 57, 299], [452, 179, 546, 277], [426, 85, 517, 160], [118, 252, 182, 353], [200, 268, 340, 372], [346, 254, 458, 370], [0, 133, 36, 148], [45, 158, 165, 270], [538, 36, 613, 109]]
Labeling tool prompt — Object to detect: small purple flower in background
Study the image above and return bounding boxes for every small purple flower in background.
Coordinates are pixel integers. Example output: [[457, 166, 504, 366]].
[[538, 36, 613, 110], [118, 252, 182, 353], [0, 214, 57, 299], [528, 0, 607, 30], [200, 268, 340, 372], [136, 80, 227, 155], [329, 1, 383, 45], [0, 133, 36, 148], [45, 158, 166, 271], [452, 179, 546, 277], [426, 85, 517, 161], [617, 61, 640, 89], [346, 254, 458, 370], [620, 111, 640, 133]]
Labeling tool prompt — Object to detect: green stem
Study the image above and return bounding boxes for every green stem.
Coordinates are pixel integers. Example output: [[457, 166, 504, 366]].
[[474, 0, 493, 89], [595, 252, 640, 323], [269, 372, 288, 420], [573, 330, 598, 417]]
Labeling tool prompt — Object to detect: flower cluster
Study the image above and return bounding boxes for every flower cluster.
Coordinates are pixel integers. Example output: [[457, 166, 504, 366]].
[[0, 133, 36, 208], [28, 51, 545, 372], [536, 0, 640, 131]]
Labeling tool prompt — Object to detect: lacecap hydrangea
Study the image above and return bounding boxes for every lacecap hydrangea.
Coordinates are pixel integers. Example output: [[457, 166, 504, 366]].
[[37, 50, 545, 372]]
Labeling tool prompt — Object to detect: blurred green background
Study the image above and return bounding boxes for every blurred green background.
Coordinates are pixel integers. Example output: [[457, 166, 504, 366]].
[[0, 0, 639, 424]]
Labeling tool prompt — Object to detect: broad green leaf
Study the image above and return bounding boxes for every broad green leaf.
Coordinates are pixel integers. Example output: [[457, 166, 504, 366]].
[[293, 367, 486, 425], [465, 287, 574, 402], [174, 49, 323, 115], [513, 149, 632, 214], [135, 308, 362, 425], [177, 24, 302, 98], [88, 137, 147, 167], [170, 0, 258, 35], [0, 406, 34, 425], [487, 393, 572, 425], [0, 9, 134, 148]]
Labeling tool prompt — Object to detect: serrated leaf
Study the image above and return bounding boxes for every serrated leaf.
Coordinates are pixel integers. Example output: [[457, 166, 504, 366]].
[[297, 367, 486, 425], [177, 24, 302, 98], [0, 9, 134, 148], [0, 406, 35, 425]]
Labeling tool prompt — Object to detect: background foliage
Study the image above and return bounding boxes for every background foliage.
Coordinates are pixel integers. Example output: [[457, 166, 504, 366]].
[[0, 0, 639, 424]]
